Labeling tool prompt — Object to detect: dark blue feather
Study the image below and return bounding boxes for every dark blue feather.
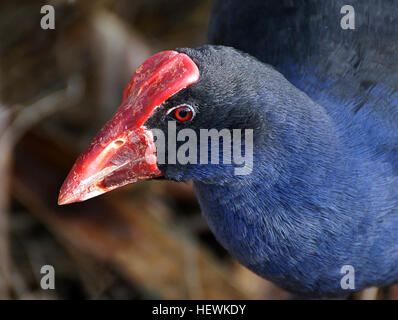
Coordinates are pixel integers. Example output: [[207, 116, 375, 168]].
[[149, 0, 398, 297], [201, 0, 398, 297]]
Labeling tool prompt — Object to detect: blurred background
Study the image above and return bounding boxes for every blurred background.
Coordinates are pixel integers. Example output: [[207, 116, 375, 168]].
[[0, 0, 396, 300]]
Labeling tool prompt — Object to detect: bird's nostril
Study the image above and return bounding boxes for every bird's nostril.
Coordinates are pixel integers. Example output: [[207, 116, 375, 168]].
[[114, 140, 124, 147], [96, 178, 106, 190]]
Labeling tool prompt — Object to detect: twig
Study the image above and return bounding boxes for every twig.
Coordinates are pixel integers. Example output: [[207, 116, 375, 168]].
[[1, 75, 84, 146], [0, 112, 11, 298]]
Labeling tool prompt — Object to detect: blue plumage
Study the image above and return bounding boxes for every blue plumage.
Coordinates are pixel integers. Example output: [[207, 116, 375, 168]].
[[157, 0, 398, 297], [151, 44, 398, 297]]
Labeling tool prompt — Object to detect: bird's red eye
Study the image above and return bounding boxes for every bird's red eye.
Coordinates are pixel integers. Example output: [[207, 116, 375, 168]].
[[172, 105, 194, 122]]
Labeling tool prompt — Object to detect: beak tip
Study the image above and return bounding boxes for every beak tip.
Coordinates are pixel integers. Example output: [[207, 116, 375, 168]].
[[57, 193, 71, 205], [57, 184, 78, 205], [57, 197, 67, 205]]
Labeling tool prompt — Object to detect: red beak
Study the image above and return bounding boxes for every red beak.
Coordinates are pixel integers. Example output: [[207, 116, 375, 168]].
[[58, 50, 200, 205]]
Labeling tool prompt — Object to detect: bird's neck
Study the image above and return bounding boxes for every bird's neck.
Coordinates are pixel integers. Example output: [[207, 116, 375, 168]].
[[193, 122, 352, 253], [194, 102, 346, 234]]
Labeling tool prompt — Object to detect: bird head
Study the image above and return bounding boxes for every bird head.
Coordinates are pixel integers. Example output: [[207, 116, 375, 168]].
[[58, 45, 291, 205]]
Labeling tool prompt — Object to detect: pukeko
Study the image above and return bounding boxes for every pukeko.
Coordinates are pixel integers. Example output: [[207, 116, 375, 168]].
[[58, 0, 398, 298]]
